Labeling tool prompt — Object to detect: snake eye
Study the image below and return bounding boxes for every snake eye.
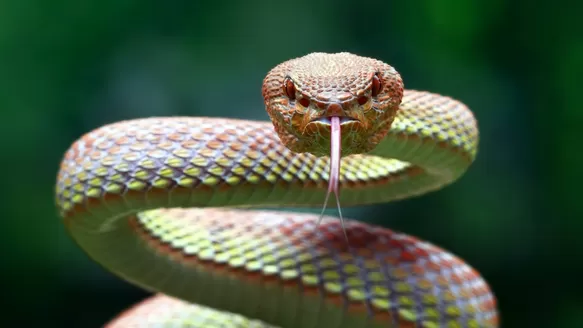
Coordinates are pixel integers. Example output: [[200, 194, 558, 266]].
[[299, 97, 310, 107], [371, 74, 382, 97], [284, 78, 296, 100]]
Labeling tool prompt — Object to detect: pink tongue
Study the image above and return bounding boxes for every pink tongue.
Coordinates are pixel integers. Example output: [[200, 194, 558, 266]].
[[317, 116, 347, 240], [328, 116, 341, 196]]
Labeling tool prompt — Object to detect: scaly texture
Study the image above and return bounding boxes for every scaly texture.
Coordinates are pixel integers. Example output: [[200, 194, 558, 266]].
[[262, 52, 404, 156], [55, 53, 498, 327]]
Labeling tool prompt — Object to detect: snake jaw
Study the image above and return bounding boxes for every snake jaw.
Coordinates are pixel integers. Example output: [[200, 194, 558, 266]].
[[312, 116, 358, 124]]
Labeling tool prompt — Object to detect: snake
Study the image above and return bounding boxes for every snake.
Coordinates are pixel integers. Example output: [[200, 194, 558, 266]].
[[55, 52, 499, 327]]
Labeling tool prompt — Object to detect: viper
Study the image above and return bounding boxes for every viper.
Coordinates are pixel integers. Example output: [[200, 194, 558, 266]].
[[55, 52, 498, 327]]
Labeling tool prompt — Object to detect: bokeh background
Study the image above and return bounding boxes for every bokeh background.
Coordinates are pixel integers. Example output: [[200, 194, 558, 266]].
[[2, 1, 580, 327]]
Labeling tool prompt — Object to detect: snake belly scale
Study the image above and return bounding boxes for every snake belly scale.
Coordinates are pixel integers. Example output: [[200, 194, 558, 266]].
[[55, 53, 498, 327]]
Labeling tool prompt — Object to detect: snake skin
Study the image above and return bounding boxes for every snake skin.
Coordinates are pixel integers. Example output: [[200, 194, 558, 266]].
[[56, 53, 497, 327], [106, 294, 277, 328]]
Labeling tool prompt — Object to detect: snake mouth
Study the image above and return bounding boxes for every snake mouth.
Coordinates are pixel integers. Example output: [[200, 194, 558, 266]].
[[311, 116, 359, 125]]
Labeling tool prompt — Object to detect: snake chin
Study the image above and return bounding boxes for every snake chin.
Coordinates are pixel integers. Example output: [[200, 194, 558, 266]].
[[298, 118, 367, 157]]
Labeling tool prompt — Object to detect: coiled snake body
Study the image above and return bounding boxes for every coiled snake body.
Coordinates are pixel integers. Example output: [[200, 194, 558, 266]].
[[56, 53, 498, 327]]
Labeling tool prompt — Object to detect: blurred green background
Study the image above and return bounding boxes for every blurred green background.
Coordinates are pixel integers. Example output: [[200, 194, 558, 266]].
[[1, 0, 580, 327]]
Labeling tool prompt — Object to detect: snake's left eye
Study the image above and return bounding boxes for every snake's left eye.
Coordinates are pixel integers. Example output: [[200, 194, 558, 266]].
[[284, 78, 296, 100]]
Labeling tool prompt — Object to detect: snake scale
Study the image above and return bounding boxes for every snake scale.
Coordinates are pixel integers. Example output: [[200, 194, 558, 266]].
[[55, 53, 499, 327]]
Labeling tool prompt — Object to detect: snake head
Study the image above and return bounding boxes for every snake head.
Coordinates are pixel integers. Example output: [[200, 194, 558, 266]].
[[262, 52, 404, 157]]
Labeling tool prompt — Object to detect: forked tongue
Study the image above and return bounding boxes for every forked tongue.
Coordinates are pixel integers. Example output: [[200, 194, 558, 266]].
[[317, 116, 348, 241]]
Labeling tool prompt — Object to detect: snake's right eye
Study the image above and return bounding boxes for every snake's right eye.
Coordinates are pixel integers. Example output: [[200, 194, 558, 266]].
[[371, 74, 382, 97], [284, 78, 296, 100]]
